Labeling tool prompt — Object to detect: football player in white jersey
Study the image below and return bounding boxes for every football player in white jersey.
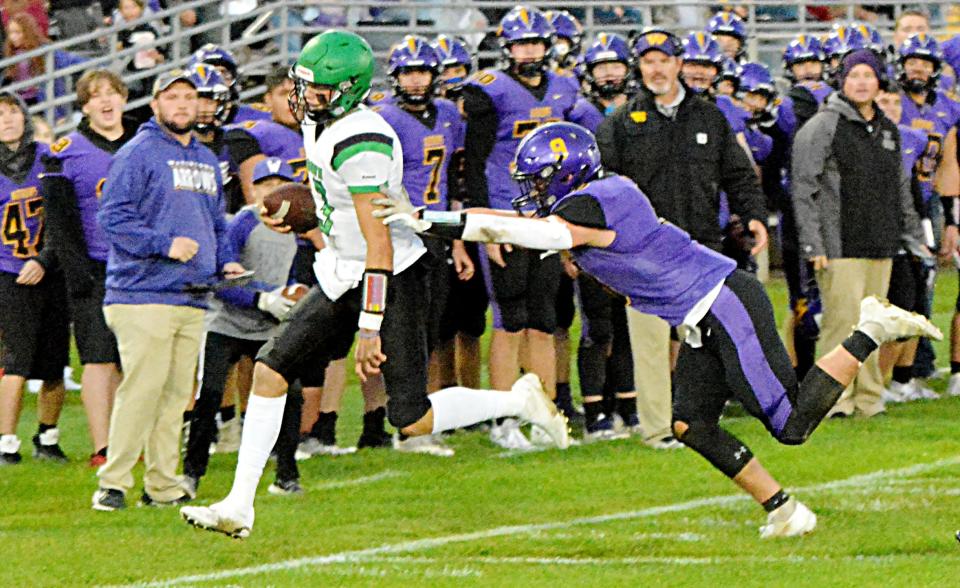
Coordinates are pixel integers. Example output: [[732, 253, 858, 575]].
[[180, 30, 570, 539]]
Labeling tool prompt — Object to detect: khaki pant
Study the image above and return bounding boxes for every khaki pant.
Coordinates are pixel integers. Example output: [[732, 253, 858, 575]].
[[626, 309, 673, 443], [817, 258, 893, 417], [99, 304, 205, 500]]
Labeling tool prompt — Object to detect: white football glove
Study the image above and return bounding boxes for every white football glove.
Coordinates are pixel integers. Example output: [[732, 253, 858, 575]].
[[371, 198, 431, 233], [257, 286, 295, 320]]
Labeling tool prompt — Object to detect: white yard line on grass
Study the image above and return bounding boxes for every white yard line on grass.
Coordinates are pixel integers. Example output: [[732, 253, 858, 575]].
[[120, 456, 960, 588], [310, 470, 407, 490], [353, 553, 959, 567]]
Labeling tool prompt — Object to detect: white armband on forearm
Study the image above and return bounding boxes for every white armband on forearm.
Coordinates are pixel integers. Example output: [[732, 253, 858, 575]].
[[461, 214, 573, 251]]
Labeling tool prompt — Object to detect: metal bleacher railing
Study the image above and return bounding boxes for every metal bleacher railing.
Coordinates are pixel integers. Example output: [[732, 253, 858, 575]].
[[3, 0, 958, 133]]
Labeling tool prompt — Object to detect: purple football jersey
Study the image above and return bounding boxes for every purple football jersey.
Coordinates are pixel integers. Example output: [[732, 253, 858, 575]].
[[375, 99, 465, 211], [227, 119, 306, 180], [900, 90, 960, 202], [796, 80, 832, 105], [555, 174, 736, 326], [899, 124, 928, 178], [468, 69, 579, 210], [233, 103, 272, 124], [0, 145, 48, 274], [568, 97, 605, 133], [48, 132, 115, 262]]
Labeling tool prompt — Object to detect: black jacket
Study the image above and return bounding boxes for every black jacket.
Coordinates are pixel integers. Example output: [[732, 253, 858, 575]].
[[596, 86, 766, 250], [792, 93, 923, 259]]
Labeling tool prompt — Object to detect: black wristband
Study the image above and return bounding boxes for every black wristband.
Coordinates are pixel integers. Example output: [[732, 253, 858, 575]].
[[941, 196, 957, 227]]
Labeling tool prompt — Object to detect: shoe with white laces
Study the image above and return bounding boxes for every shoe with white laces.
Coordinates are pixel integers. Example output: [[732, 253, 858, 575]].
[[759, 497, 817, 539], [180, 502, 253, 539], [393, 433, 455, 457], [857, 297, 943, 344], [489, 418, 534, 451], [512, 374, 570, 449], [949, 374, 960, 397]]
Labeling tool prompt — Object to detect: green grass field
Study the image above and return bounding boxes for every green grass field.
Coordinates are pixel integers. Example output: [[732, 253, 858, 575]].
[[3, 275, 960, 587]]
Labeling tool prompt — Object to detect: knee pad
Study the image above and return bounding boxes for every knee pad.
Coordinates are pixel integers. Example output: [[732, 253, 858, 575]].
[[673, 420, 753, 479], [386, 394, 433, 431]]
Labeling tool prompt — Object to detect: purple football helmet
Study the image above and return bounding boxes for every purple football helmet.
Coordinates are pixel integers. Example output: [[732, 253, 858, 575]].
[[854, 22, 885, 55], [707, 11, 747, 41], [498, 6, 554, 77], [187, 62, 231, 132], [715, 56, 741, 94], [897, 33, 944, 93], [783, 34, 825, 81], [511, 122, 602, 216], [546, 10, 583, 68], [189, 44, 239, 86], [737, 62, 778, 123], [681, 31, 724, 66], [582, 32, 633, 99], [632, 27, 682, 58], [388, 35, 440, 105], [706, 12, 747, 60], [432, 35, 474, 98]]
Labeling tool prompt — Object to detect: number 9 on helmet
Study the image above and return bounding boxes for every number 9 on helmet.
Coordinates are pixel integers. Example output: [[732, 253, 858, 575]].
[[511, 122, 602, 217]]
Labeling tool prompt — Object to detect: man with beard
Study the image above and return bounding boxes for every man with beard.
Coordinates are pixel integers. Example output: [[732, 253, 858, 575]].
[[92, 70, 245, 511], [40, 70, 138, 468], [596, 29, 767, 450]]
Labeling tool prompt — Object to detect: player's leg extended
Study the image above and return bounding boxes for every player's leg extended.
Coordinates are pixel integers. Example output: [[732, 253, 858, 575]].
[[181, 287, 355, 537], [672, 320, 816, 539], [380, 261, 569, 448], [710, 271, 941, 446]]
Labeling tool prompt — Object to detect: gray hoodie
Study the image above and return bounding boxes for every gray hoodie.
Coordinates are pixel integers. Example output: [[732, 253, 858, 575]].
[[791, 92, 924, 260]]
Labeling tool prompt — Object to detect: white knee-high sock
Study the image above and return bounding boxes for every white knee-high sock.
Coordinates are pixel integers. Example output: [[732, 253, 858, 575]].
[[223, 394, 286, 513], [429, 387, 525, 434]]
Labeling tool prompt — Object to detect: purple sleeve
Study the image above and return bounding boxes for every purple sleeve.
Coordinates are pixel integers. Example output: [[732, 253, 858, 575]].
[[213, 169, 237, 269], [214, 210, 263, 308], [98, 155, 172, 258]]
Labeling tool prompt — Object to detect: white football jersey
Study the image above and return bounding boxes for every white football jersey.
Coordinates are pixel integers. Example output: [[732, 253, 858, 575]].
[[303, 106, 426, 300]]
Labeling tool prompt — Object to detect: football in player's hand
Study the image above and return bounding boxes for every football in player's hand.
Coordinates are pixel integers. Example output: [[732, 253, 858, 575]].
[[281, 284, 309, 303], [262, 183, 318, 234]]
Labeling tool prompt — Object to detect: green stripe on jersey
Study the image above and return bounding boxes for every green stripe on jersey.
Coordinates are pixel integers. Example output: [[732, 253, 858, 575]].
[[347, 185, 382, 194], [331, 142, 393, 171]]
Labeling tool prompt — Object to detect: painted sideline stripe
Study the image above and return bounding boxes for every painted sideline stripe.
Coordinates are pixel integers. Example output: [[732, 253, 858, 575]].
[[311, 470, 406, 491], [118, 456, 960, 588], [358, 553, 960, 567]]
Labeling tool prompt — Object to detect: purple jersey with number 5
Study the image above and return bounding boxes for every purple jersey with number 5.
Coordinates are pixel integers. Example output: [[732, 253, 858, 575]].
[[468, 69, 579, 210], [0, 145, 48, 274], [554, 174, 736, 326], [375, 99, 464, 211]]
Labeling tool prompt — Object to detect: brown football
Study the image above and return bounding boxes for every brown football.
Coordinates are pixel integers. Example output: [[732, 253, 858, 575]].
[[281, 284, 309, 302], [262, 183, 318, 234]]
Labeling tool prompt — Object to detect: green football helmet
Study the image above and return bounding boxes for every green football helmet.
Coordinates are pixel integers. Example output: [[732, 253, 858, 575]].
[[289, 30, 375, 124]]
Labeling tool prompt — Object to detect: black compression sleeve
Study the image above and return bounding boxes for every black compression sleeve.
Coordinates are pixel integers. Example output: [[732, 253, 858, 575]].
[[462, 86, 498, 208], [225, 128, 263, 168], [551, 194, 607, 229]]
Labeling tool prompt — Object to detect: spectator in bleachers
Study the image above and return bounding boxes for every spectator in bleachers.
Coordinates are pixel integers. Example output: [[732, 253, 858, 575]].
[[792, 49, 926, 418], [2, 13, 87, 115], [117, 0, 166, 123], [49, 0, 99, 49], [30, 115, 52, 143], [1, 0, 48, 36]]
